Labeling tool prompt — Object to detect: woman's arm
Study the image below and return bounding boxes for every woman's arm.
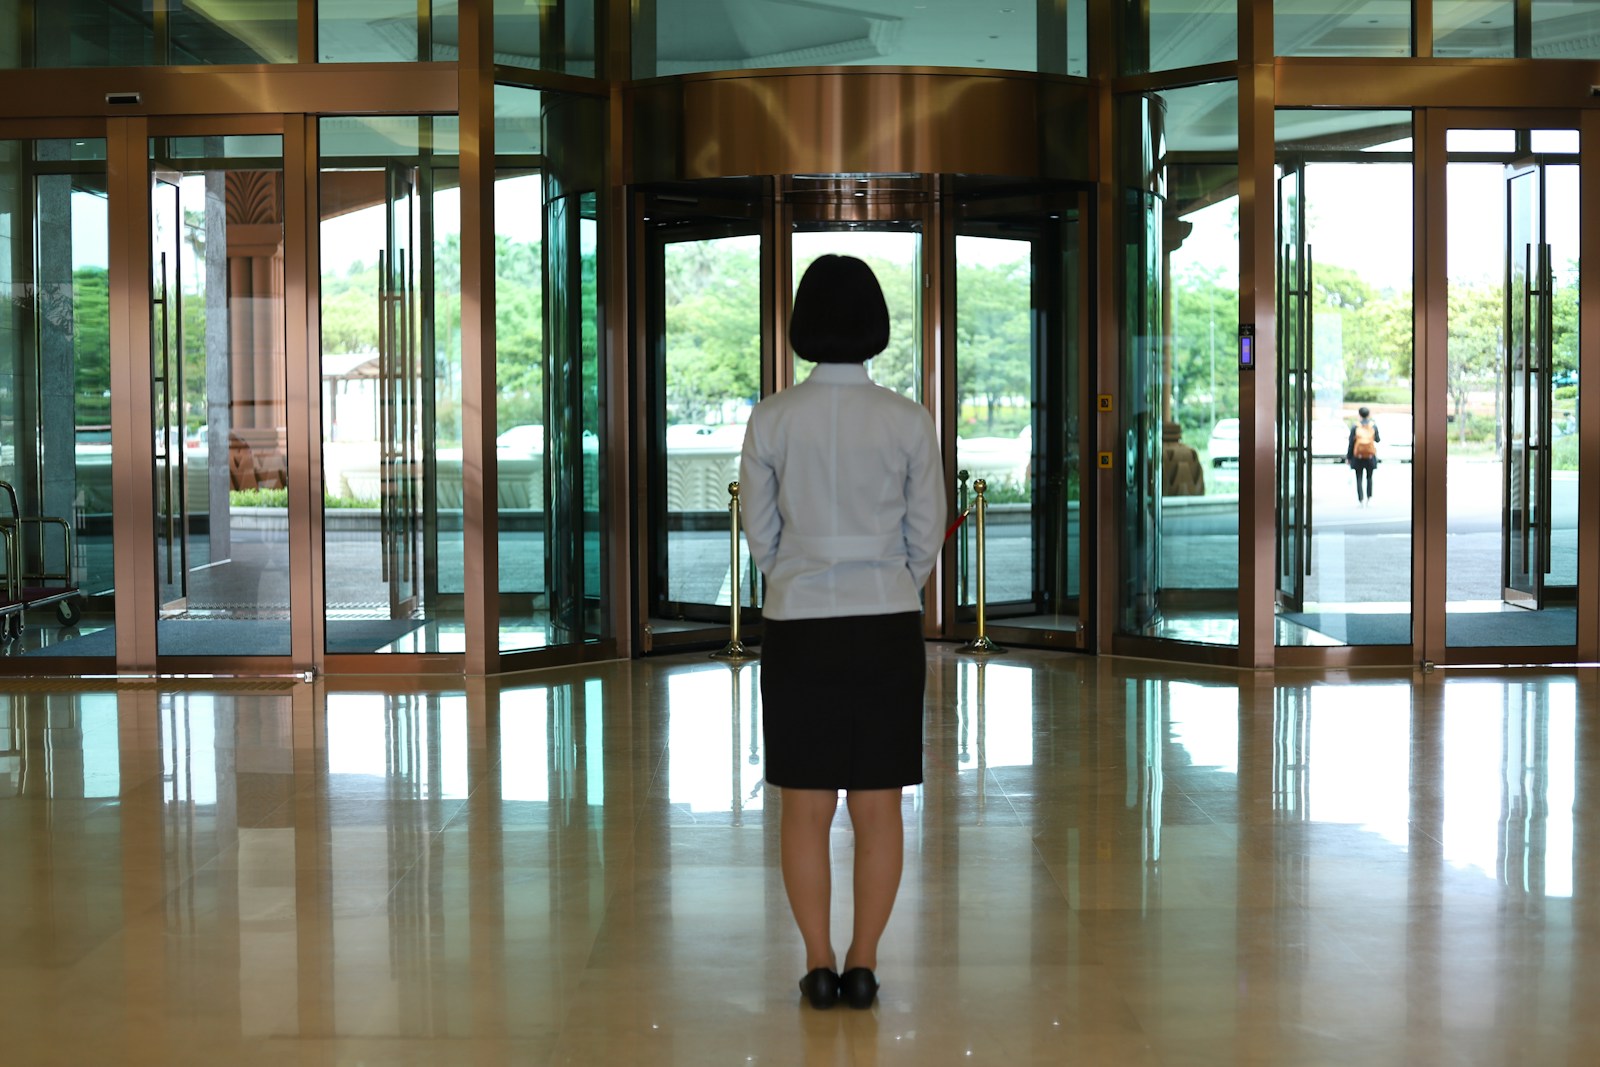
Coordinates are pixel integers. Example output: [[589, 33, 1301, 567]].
[[902, 410, 947, 589], [738, 414, 782, 576]]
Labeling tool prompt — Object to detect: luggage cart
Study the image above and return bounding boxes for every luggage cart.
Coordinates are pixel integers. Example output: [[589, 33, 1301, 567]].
[[0, 480, 83, 641]]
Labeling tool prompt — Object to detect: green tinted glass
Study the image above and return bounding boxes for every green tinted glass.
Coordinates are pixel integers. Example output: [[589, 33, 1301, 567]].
[[1535, 0, 1600, 57], [1120, 1, 1236, 75], [32, 0, 156, 67], [1277, 1, 1409, 58], [1117, 83, 1242, 644], [496, 84, 542, 156], [170, 1, 297, 63], [4, 0, 295, 67], [497, 0, 597, 76], [320, 0, 420, 62], [636, 0, 1078, 77], [1436, 1, 1514, 57]]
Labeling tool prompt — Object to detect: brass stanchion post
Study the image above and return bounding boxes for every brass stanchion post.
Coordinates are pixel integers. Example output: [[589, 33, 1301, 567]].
[[712, 481, 757, 661], [956, 469, 970, 606], [958, 477, 1004, 655]]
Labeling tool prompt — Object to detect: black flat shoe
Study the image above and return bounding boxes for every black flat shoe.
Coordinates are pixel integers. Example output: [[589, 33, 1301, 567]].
[[838, 967, 878, 1009], [798, 967, 840, 1009]]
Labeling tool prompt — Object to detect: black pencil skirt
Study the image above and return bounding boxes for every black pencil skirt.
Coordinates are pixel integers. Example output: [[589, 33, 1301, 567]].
[[759, 611, 926, 791]]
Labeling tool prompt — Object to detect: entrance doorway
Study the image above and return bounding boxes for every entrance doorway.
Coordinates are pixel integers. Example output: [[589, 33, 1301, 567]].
[[1273, 110, 1416, 649], [148, 131, 293, 657], [1443, 121, 1580, 652]]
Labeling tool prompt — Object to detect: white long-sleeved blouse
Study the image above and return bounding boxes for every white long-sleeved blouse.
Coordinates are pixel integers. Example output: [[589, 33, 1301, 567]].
[[738, 363, 947, 621]]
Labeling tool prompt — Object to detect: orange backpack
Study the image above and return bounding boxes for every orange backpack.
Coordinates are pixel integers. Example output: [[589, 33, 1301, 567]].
[[1353, 422, 1377, 459]]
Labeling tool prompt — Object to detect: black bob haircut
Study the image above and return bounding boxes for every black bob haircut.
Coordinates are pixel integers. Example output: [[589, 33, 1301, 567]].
[[789, 254, 890, 364]]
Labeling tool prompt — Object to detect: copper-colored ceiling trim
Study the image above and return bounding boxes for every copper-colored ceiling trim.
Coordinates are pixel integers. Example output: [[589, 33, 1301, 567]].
[[629, 69, 1091, 184], [147, 114, 289, 136], [0, 117, 107, 139], [1277, 57, 1600, 110], [0, 64, 458, 120]]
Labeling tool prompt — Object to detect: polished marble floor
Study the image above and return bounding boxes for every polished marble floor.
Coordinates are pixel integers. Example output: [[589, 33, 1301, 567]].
[[2, 648, 1597, 1065]]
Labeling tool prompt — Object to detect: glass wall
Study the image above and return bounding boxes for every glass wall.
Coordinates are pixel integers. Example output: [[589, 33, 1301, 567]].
[[1274, 111, 1414, 647], [1118, 82, 1241, 645], [319, 1, 459, 63], [1435, 1, 1516, 56], [1276, 1, 1410, 57], [0, 139, 111, 658], [496, 0, 597, 76], [1437, 2, 1600, 58], [319, 116, 463, 655], [1118, 1, 1236, 75], [1534, 1, 1600, 57], [1, 0, 297, 66], [635, 0, 1088, 77], [168, 2, 297, 64]]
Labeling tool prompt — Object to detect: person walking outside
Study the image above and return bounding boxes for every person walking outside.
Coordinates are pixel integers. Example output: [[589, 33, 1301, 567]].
[[1347, 405, 1381, 506], [739, 255, 946, 1011]]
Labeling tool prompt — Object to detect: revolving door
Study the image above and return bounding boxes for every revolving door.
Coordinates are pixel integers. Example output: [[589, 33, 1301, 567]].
[[636, 176, 1093, 654]]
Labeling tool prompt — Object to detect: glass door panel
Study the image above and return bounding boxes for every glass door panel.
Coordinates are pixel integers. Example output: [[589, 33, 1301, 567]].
[[1117, 84, 1243, 646], [1275, 162, 1309, 613], [950, 191, 1085, 639], [0, 139, 112, 657], [955, 234, 1036, 611], [150, 172, 186, 612], [1445, 127, 1578, 649], [640, 178, 766, 647], [319, 116, 462, 655], [381, 163, 421, 620], [544, 188, 604, 647], [494, 170, 547, 651], [791, 229, 922, 400], [149, 135, 291, 657], [1503, 161, 1545, 609], [651, 229, 761, 619]]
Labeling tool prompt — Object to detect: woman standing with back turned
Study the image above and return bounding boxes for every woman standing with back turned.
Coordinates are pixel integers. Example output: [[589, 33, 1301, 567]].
[[739, 255, 947, 1010]]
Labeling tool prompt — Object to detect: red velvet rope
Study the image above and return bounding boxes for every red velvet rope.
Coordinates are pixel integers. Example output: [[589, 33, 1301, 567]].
[[944, 507, 972, 542]]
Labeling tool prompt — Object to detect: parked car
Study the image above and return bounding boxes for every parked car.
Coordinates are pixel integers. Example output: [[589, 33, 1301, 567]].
[[1207, 418, 1239, 467], [1378, 412, 1413, 463], [1311, 419, 1351, 463], [496, 424, 544, 455]]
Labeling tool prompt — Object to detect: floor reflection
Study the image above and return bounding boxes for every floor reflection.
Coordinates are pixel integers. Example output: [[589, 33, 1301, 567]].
[[1, 653, 1597, 1063]]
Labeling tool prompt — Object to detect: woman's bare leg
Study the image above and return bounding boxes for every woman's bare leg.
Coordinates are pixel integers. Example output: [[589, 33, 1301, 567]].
[[843, 788, 904, 971], [780, 787, 841, 971]]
